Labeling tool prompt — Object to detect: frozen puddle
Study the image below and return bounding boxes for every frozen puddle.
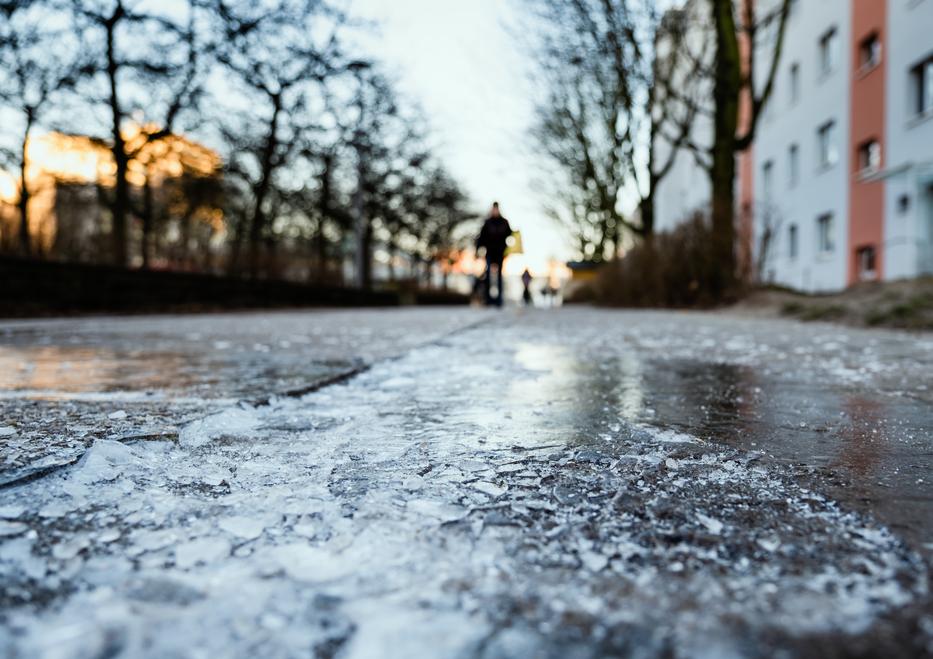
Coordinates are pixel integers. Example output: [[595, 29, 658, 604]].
[[0, 327, 928, 658]]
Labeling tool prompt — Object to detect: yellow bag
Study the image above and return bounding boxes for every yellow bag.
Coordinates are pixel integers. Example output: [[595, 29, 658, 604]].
[[505, 230, 523, 257]]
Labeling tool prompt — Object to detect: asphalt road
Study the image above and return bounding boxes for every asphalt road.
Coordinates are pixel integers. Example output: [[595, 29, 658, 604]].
[[0, 307, 930, 658]]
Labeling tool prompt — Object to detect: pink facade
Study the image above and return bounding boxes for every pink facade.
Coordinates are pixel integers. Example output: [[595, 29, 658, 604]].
[[848, 0, 887, 284]]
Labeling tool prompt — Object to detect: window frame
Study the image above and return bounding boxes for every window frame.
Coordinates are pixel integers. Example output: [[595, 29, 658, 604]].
[[912, 55, 933, 118], [816, 214, 835, 255], [788, 143, 799, 188], [817, 121, 838, 169], [856, 245, 877, 280], [789, 62, 801, 105], [762, 160, 775, 201], [857, 139, 882, 175], [818, 28, 838, 78], [858, 32, 882, 74]]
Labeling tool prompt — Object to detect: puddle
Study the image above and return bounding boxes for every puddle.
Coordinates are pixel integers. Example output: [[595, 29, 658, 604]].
[[0, 345, 353, 401], [507, 341, 933, 553]]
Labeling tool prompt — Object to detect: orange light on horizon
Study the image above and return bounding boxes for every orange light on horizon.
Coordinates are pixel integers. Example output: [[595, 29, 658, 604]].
[[0, 126, 223, 253], [0, 171, 16, 204], [1, 126, 222, 197]]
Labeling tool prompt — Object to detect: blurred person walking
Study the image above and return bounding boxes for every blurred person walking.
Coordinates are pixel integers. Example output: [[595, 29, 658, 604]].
[[475, 202, 512, 307], [521, 268, 533, 306]]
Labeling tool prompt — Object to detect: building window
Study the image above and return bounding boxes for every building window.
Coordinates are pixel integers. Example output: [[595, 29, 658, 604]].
[[817, 121, 838, 168], [857, 139, 882, 174], [762, 160, 774, 201], [789, 63, 800, 105], [788, 144, 799, 187], [859, 33, 882, 72], [788, 224, 798, 259], [856, 245, 877, 280], [817, 214, 834, 254], [819, 28, 838, 77], [912, 55, 933, 116]]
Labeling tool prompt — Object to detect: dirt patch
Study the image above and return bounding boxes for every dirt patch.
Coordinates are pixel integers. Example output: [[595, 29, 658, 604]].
[[733, 277, 933, 331]]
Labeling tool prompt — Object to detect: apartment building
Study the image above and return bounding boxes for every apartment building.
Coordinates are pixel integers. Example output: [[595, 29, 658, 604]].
[[654, 0, 933, 292], [883, 0, 933, 281]]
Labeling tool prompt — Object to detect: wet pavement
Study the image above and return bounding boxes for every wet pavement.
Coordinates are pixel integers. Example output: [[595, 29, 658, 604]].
[[0, 307, 930, 658]]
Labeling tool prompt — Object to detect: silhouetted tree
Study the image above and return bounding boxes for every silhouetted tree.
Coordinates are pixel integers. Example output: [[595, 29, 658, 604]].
[[0, 0, 84, 256], [525, 0, 703, 261], [206, 0, 345, 278], [707, 0, 790, 294], [70, 0, 204, 267]]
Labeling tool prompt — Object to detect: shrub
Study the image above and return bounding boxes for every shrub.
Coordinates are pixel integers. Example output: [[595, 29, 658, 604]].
[[590, 213, 725, 308]]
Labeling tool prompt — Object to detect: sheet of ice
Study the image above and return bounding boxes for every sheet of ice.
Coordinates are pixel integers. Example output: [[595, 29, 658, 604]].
[[178, 406, 262, 447], [0, 312, 929, 657], [217, 516, 266, 541]]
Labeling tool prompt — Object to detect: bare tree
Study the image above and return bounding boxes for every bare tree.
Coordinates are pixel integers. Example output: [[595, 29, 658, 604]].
[[414, 166, 474, 288], [206, 0, 345, 278], [70, 0, 204, 266], [0, 0, 84, 256], [524, 0, 705, 261], [707, 0, 791, 294]]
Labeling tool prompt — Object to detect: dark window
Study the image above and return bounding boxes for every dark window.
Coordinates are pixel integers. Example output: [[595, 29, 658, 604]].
[[818, 121, 838, 167], [857, 139, 882, 174], [856, 246, 877, 280], [913, 56, 933, 116], [817, 214, 834, 253], [819, 28, 838, 76], [762, 160, 774, 201], [788, 144, 799, 187], [859, 33, 881, 71], [788, 224, 798, 259]]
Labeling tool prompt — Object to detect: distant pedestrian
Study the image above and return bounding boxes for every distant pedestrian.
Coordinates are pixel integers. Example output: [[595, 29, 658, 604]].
[[521, 268, 533, 306], [475, 202, 512, 307]]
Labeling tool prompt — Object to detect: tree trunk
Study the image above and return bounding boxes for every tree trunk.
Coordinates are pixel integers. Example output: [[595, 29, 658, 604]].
[[314, 220, 328, 283], [104, 18, 131, 267], [640, 192, 655, 240], [17, 117, 33, 257], [248, 95, 281, 279], [353, 158, 369, 289], [141, 171, 154, 269], [359, 221, 372, 289], [228, 210, 247, 276], [179, 210, 193, 270], [387, 244, 397, 282], [709, 0, 742, 296], [315, 154, 334, 283]]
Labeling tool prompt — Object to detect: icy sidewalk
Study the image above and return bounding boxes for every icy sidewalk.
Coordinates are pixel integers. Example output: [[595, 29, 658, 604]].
[[0, 317, 930, 658], [0, 308, 484, 488]]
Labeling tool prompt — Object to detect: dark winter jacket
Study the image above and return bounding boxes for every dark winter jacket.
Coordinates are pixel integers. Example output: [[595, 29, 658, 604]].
[[476, 216, 512, 263]]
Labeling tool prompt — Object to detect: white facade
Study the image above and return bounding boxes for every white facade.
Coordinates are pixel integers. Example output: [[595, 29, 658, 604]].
[[654, 125, 711, 234], [883, 0, 933, 280], [753, 1, 852, 292]]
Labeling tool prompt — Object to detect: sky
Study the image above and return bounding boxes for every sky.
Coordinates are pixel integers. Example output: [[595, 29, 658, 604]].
[[350, 0, 571, 274]]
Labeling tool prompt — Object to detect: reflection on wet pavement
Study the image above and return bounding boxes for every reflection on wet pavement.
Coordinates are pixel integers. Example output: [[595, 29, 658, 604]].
[[0, 308, 930, 657], [0, 309, 485, 487], [0, 345, 356, 400], [501, 323, 932, 555]]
